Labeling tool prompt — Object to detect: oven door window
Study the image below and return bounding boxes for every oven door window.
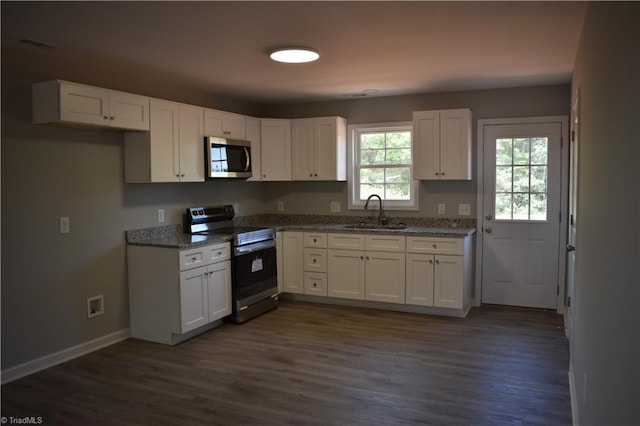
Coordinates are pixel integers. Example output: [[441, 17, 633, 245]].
[[233, 245, 277, 301]]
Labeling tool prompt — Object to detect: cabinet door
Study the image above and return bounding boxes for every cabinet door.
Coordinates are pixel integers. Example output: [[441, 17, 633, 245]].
[[439, 109, 471, 180], [204, 109, 246, 139], [291, 118, 315, 180], [281, 232, 304, 294], [59, 82, 110, 127], [406, 254, 435, 306], [365, 251, 406, 304], [304, 272, 328, 296], [433, 255, 464, 309], [412, 110, 440, 180], [260, 119, 291, 181], [108, 91, 150, 130], [303, 248, 327, 272], [207, 260, 232, 321], [149, 99, 181, 182], [314, 117, 340, 180], [179, 266, 209, 333], [178, 104, 205, 182], [246, 117, 262, 182], [328, 249, 365, 300]]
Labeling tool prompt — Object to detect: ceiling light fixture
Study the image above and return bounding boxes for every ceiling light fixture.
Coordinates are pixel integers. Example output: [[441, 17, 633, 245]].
[[270, 47, 319, 64]]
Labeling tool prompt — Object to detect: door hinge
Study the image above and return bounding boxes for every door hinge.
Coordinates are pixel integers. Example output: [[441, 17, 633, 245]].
[[570, 213, 574, 226], [559, 211, 562, 223], [557, 285, 560, 295], [567, 296, 571, 307], [560, 136, 563, 148], [571, 130, 575, 142]]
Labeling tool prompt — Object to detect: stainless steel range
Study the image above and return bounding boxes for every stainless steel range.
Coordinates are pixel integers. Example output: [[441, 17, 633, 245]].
[[183, 205, 277, 323]]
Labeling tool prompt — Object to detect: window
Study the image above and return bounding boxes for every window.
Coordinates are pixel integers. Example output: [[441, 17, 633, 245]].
[[495, 136, 548, 221], [348, 122, 418, 210]]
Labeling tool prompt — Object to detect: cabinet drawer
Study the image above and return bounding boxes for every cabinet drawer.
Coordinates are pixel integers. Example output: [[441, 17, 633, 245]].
[[365, 235, 406, 252], [304, 272, 328, 296], [304, 232, 327, 248], [406, 237, 463, 255], [303, 248, 327, 272], [327, 233, 365, 250], [179, 242, 230, 271]]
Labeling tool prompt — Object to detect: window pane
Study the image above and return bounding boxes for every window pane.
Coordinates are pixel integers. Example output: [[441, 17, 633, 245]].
[[496, 139, 513, 165], [513, 138, 530, 165], [530, 166, 547, 193], [385, 184, 411, 200], [513, 166, 530, 192], [361, 133, 385, 150], [513, 193, 530, 220], [361, 149, 386, 165], [360, 184, 384, 200], [496, 166, 512, 193], [386, 148, 411, 164], [360, 168, 384, 184], [531, 193, 547, 220], [386, 132, 411, 148], [531, 138, 548, 164], [495, 193, 512, 220], [385, 167, 410, 183]]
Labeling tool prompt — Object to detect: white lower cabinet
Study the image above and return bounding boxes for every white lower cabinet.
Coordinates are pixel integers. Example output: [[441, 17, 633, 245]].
[[327, 233, 406, 303], [279, 231, 472, 316], [128, 241, 231, 344], [406, 237, 470, 309]]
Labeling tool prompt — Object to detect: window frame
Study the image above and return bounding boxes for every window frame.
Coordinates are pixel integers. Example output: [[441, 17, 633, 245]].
[[347, 121, 419, 211]]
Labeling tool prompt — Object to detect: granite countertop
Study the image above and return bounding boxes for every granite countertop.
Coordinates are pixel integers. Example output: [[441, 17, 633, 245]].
[[126, 225, 232, 249], [236, 214, 477, 238], [126, 215, 477, 250]]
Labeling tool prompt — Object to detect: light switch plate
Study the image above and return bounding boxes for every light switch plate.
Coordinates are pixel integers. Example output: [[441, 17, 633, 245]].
[[458, 203, 471, 216], [158, 209, 165, 223], [60, 216, 70, 234], [277, 201, 284, 212], [437, 204, 446, 215], [330, 201, 341, 213]]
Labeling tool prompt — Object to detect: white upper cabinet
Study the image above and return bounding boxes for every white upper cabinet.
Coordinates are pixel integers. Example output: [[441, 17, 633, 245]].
[[291, 116, 347, 181], [245, 117, 262, 182], [412, 108, 472, 180], [203, 108, 246, 139], [123, 99, 204, 183], [260, 118, 292, 181], [32, 80, 149, 131]]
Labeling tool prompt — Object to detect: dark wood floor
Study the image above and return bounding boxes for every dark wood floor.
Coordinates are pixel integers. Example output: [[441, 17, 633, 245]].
[[2, 301, 571, 425]]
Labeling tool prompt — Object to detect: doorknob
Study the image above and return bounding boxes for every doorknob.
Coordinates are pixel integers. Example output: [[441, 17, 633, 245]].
[[566, 244, 576, 252], [485, 213, 493, 221], [485, 226, 492, 234]]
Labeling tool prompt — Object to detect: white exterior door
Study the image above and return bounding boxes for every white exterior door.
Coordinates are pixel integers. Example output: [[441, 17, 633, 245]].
[[481, 121, 564, 309]]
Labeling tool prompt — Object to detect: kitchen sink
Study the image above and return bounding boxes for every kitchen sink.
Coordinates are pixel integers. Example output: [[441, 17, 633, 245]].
[[341, 223, 407, 230]]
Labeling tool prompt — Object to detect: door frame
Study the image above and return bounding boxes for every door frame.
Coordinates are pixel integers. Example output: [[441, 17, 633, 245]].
[[475, 116, 569, 313]]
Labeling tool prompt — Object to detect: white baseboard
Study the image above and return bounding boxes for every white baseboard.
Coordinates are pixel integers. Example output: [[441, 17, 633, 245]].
[[569, 363, 579, 426], [1, 328, 130, 385]]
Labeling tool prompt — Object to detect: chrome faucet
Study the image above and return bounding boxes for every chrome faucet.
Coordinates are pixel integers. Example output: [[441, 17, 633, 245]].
[[364, 194, 388, 225]]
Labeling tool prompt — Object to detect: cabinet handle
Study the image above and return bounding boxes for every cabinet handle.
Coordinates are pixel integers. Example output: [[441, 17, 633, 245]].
[[309, 173, 313, 177], [313, 238, 317, 243], [192, 257, 197, 262], [224, 131, 230, 135], [435, 172, 440, 176], [360, 256, 364, 260], [432, 244, 437, 248], [435, 260, 440, 264], [103, 116, 109, 120], [312, 258, 317, 263], [313, 282, 317, 287], [110, 116, 115, 121], [366, 256, 370, 260], [314, 173, 318, 177], [263, 174, 267, 178], [429, 259, 433, 264], [441, 172, 445, 176]]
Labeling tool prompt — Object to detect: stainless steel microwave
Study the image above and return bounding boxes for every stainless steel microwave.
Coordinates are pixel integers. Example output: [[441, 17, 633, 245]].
[[205, 137, 252, 179]]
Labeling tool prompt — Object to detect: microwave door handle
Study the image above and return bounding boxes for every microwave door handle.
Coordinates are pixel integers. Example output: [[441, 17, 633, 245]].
[[243, 147, 251, 172]]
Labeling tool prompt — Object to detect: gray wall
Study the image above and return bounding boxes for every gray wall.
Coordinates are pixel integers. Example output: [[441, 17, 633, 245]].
[[262, 85, 569, 217], [570, 2, 640, 424]]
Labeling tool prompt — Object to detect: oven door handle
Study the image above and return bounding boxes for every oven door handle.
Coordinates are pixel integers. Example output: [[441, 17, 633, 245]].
[[234, 239, 276, 255], [243, 146, 251, 172]]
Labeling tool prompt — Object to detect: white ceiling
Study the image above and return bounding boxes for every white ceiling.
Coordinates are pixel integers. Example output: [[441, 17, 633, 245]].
[[1, 1, 587, 104]]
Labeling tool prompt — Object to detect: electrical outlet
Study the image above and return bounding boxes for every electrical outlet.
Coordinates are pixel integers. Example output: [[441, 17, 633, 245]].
[[158, 209, 165, 223], [277, 201, 284, 212], [437, 204, 446, 215], [330, 201, 341, 213], [458, 203, 471, 216], [60, 216, 70, 234], [232, 203, 239, 215]]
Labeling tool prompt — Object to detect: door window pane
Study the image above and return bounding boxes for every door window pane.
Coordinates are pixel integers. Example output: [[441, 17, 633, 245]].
[[494, 137, 548, 221]]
